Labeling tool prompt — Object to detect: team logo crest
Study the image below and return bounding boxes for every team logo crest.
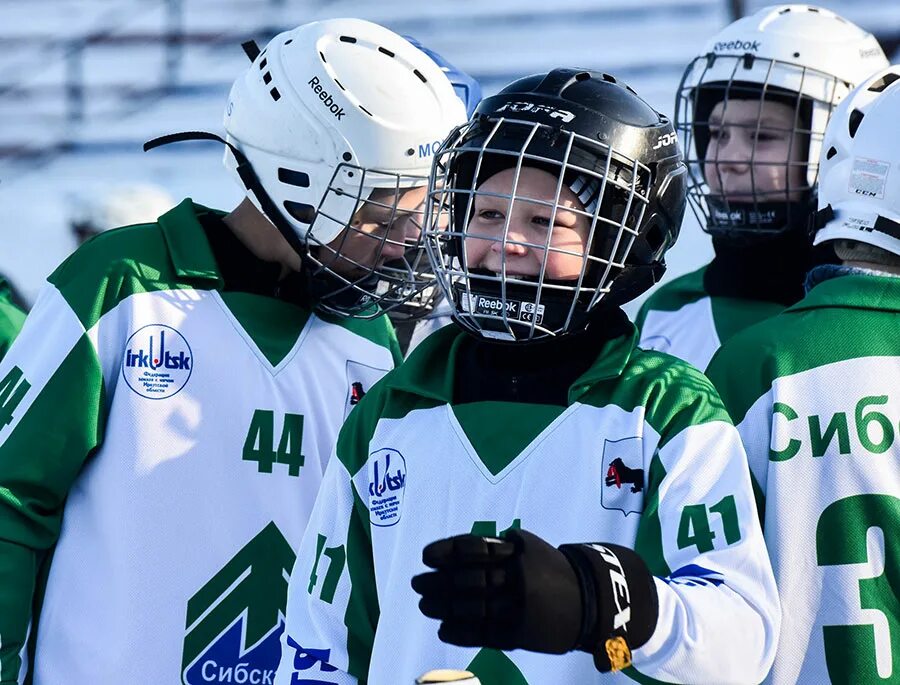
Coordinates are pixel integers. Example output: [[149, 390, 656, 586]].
[[122, 324, 193, 399], [601, 437, 644, 516], [366, 448, 407, 527]]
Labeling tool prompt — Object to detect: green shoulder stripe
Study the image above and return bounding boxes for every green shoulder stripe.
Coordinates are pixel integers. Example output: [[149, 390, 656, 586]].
[[707, 275, 900, 425], [317, 311, 403, 365], [580, 348, 732, 450], [709, 296, 783, 348], [47, 200, 222, 331], [636, 266, 707, 328]]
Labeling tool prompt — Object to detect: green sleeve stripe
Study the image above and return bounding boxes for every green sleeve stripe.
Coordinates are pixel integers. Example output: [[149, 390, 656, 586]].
[[0, 335, 106, 682], [633, 454, 671, 577], [344, 486, 378, 683]]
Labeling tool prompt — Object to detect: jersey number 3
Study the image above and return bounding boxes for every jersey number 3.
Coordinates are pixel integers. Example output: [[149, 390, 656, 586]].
[[817, 494, 900, 683]]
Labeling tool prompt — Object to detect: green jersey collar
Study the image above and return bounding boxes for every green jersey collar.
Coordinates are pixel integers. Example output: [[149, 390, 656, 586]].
[[791, 273, 900, 315], [157, 199, 225, 287], [390, 323, 638, 406]]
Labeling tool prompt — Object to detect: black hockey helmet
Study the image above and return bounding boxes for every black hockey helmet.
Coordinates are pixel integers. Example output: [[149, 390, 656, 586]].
[[424, 68, 687, 342]]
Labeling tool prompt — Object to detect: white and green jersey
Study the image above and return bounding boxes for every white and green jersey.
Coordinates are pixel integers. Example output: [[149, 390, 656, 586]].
[[0, 200, 401, 685], [707, 272, 900, 685], [636, 266, 785, 371], [275, 325, 780, 685]]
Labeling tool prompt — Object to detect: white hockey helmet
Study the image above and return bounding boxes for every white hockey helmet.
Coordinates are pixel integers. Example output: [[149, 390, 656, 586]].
[[676, 5, 888, 238], [222, 18, 466, 317], [70, 183, 175, 241], [813, 65, 900, 257]]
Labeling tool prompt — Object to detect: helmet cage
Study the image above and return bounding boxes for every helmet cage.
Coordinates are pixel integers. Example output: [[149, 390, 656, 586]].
[[425, 116, 651, 342], [676, 53, 843, 239], [298, 162, 438, 319]]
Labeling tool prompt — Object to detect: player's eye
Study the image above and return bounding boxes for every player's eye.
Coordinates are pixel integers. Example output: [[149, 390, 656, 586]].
[[478, 209, 504, 220]]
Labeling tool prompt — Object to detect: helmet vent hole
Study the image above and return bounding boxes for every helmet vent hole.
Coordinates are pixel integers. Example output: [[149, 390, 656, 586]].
[[259, 58, 267, 70], [378, 47, 395, 57], [825, 146, 837, 160], [601, 73, 617, 83], [792, 52, 800, 58], [359, 105, 373, 116], [318, 51, 325, 63], [270, 87, 281, 102], [334, 79, 345, 90], [339, 36, 357, 44], [285, 39, 293, 45], [779, 7, 791, 13], [263, 72, 272, 85], [278, 168, 310, 188], [413, 69, 428, 84], [342, 152, 352, 161], [575, 72, 590, 82], [867, 72, 900, 93], [848, 109, 864, 138], [283, 201, 316, 224]]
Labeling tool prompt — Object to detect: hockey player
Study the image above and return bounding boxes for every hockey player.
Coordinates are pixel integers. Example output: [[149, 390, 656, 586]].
[[636, 5, 888, 371], [276, 69, 779, 685], [0, 19, 464, 685], [705, 65, 900, 685]]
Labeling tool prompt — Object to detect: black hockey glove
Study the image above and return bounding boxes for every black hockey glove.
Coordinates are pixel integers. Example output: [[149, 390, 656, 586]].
[[411, 529, 659, 673]]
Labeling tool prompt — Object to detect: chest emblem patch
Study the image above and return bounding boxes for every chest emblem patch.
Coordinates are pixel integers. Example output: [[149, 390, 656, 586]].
[[601, 437, 644, 516], [122, 324, 193, 399], [366, 448, 407, 527]]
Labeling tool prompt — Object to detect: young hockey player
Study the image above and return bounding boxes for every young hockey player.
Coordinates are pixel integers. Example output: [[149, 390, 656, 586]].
[[276, 69, 779, 685], [636, 5, 888, 371], [706, 64, 900, 685], [0, 18, 464, 685]]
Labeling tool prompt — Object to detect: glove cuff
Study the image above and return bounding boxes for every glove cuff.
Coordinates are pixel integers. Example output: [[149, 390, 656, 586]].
[[558, 543, 658, 673]]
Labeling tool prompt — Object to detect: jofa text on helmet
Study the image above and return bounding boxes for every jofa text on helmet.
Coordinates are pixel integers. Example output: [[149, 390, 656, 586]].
[[308, 76, 347, 120], [495, 101, 576, 123], [652, 132, 678, 150], [713, 39, 761, 52]]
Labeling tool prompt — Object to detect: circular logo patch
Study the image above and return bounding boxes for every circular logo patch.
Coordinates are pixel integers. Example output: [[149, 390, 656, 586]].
[[122, 324, 193, 400]]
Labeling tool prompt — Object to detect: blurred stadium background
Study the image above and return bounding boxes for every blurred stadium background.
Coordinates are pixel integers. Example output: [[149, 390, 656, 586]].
[[1, 0, 898, 311]]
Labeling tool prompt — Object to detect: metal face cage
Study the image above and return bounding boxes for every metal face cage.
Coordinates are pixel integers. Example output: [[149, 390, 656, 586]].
[[424, 117, 652, 342], [675, 53, 843, 239], [298, 163, 438, 319]]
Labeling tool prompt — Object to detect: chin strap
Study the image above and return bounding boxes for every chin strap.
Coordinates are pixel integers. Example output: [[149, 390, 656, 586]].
[[143, 131, 310, 258]]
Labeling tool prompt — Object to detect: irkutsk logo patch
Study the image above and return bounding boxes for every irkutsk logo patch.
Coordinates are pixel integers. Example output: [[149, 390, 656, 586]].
[[601, 437, 644, 516], [123, 324, 193, 399], [367, 448, 407, 527]]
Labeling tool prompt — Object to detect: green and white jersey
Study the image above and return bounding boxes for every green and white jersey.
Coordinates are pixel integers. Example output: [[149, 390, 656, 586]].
[[0, 200, 401, 685], [0, 276, 26, 361], [636, 266, 784, 371], [707, 273, 900, 685], [275, 325, 780, 685]]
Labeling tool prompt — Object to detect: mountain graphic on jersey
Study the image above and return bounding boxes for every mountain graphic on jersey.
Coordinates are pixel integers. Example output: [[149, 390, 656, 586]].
[[181, 522, 296, 685]]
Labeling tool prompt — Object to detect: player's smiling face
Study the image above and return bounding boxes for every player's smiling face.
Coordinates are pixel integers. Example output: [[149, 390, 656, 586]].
[[464, 167, 591, 281], [703, 98, 807, 202]]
